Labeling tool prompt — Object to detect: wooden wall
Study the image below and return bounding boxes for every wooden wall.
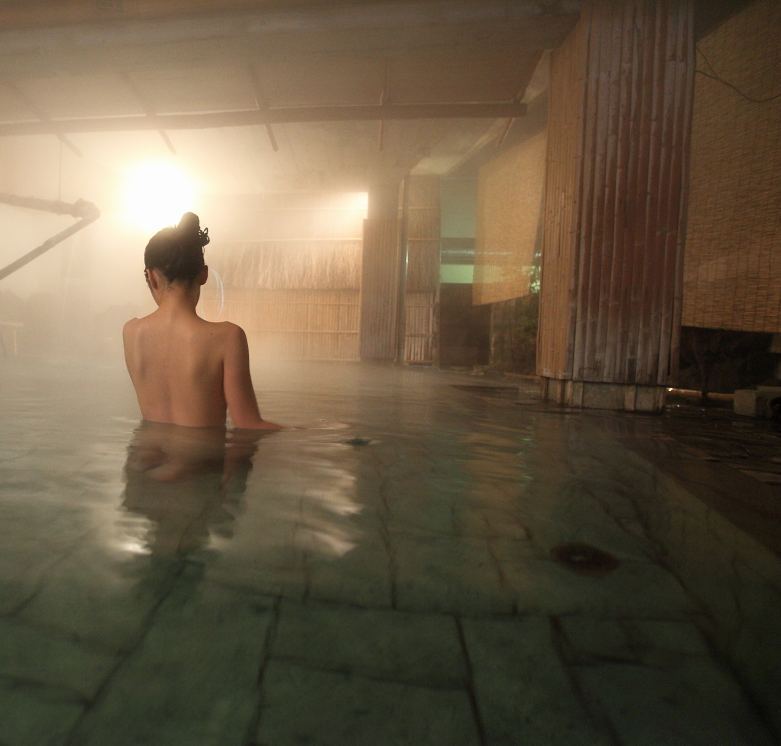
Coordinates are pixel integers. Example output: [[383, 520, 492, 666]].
[[682, 0, 781, 333], [474, 131, 547, 306], [537, 0, 695, 386]]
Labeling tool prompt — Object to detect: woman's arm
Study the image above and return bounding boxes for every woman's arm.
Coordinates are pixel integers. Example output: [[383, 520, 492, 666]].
[[223, 323, 281, 430]]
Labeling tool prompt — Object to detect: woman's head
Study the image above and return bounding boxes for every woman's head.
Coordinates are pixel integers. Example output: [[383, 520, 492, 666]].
[[144, 212, 210, 285]]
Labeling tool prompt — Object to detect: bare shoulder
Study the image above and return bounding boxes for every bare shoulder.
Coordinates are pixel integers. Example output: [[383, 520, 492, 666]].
[[212, 321, 247, 342], [123, 317, 140, 339], [195, 320, 247, 351]]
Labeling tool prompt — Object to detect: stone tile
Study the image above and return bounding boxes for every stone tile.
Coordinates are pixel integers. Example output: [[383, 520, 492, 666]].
[[0, 546, 60, 615], [205, 557, 307, 601], [200, 511, 307, 599], [560, 617, 636, 663], [307, 539, 392, 607], [462, 617, 611, 745], [0, 683, 83, 746], [256, 662, 480, 746], [393, 532, 513, 614], [68, 571, 274, 746], [505, 483, 657, 563], [0, 620, 115, 699], [273, 599, 466, 687], [576, 659, 776, 746], [386, 492, 458, 536], [627, 619, 710, 659], [17, 547, 180, 651], [453, 505, 531, 540], [561, 616, 712, 668], [502, 557, 696, 617]]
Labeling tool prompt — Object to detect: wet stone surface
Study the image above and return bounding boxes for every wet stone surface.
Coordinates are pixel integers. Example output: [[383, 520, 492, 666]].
[[0, 360, 779, 744]]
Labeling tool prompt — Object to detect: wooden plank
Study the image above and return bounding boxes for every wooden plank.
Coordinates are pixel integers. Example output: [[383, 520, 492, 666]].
[[359, 217, 400, 360]]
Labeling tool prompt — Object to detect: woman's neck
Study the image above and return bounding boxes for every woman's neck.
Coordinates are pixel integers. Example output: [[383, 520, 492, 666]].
[[156, 284, 199, 315]]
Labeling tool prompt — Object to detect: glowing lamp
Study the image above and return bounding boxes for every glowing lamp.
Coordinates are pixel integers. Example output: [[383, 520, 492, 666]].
[[121, 161, 196, 234]]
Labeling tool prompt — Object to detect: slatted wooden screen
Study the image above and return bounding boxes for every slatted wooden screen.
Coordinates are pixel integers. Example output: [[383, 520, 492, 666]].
[[205, 288, 359, 360], [404, 176, 440, 364], [682, 0, 781, 333], [359, 217, 400, 360], [537, 0, 695, 385], [201, 240, 362, 361]]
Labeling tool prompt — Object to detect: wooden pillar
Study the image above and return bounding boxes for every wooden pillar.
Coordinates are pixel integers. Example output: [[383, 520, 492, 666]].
[[537, 0, 695, 412], [403, 176, 441, 365], [359, 180, 401, 361]]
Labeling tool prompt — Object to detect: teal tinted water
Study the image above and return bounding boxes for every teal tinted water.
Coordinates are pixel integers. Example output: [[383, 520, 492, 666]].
[[0, 359, 779, 745]]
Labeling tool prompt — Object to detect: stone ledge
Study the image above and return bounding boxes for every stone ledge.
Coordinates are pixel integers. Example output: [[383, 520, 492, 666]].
[[540, 378, 666, 413]]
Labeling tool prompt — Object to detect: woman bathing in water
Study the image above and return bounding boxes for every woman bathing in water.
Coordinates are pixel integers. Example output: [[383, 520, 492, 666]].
[[123, 212, 280, 430]]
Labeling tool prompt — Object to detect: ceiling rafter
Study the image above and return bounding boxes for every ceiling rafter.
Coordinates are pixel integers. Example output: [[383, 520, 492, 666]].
[[0, 101, 528, 137], [1, 80, 82, 157], [247, 64, 279, 152], [378, 59, 390, 152], [119, 71, 176, 154]]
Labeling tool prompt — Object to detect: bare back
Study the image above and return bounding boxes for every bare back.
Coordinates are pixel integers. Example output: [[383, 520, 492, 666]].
[[123, 312, 269, 429]]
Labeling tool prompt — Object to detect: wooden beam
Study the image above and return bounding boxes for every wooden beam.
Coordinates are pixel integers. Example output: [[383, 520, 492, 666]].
[[1, 81, 82, 156], [378, 60, 389, 152], [247, 64, 279, 152], [0, 193, 99, 218], [119, 72, 176, 154], [0, 0, 582, 33], [0, 102, 527, 137]]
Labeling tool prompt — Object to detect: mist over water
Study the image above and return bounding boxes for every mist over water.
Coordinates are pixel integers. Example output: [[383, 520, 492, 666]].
[[0, 135, 367, 366]]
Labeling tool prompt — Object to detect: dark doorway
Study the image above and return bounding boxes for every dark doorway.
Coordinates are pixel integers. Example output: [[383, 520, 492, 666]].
[[438, 284, 490, 368]]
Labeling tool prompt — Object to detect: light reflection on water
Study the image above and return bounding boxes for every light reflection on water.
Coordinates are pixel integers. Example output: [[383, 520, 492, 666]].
[[119, 422, 260, 557], [116, 420, 363, 561]]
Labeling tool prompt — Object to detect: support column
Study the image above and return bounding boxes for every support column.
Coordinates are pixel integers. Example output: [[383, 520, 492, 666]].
[[537, 0, 695, 412], [359, 180, 401, 361]]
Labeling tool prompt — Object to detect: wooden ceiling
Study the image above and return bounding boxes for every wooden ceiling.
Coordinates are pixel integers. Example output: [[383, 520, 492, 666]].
[[0, 0, 581, 192]]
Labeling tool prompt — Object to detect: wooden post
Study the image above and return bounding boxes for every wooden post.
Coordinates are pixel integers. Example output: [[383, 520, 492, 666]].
[[537, 0, 695, 412]]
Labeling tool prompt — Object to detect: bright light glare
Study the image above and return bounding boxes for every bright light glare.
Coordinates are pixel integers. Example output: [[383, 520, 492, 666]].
[[350, 191, 369, 212], [121, 161, 196, 234]]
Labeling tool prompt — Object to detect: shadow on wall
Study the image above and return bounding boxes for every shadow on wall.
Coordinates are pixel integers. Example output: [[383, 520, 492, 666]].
[[677, 327, 776, 395]]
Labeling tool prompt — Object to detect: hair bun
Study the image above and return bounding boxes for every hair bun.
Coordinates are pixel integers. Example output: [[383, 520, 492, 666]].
[[177, 211, 210, 247]]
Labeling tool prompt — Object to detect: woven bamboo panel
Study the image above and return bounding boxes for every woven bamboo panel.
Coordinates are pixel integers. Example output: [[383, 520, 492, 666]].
[[209, 240, 361, 290], [360, 217, 400, 360], [682, 0, 781, 333], [538, 0, 694, 385], [474, 131, 547, 307], [202, 288, 359, 360]]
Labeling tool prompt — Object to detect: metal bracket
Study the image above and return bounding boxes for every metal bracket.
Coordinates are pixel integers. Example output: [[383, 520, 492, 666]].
[[0, 193, 100, 280]]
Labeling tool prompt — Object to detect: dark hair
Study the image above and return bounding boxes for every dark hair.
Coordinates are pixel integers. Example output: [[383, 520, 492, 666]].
[[144, 212, 210, 283]]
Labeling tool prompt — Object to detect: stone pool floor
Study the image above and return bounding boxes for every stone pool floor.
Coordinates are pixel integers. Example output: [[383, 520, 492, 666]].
[[0, 360, 779, 745]]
